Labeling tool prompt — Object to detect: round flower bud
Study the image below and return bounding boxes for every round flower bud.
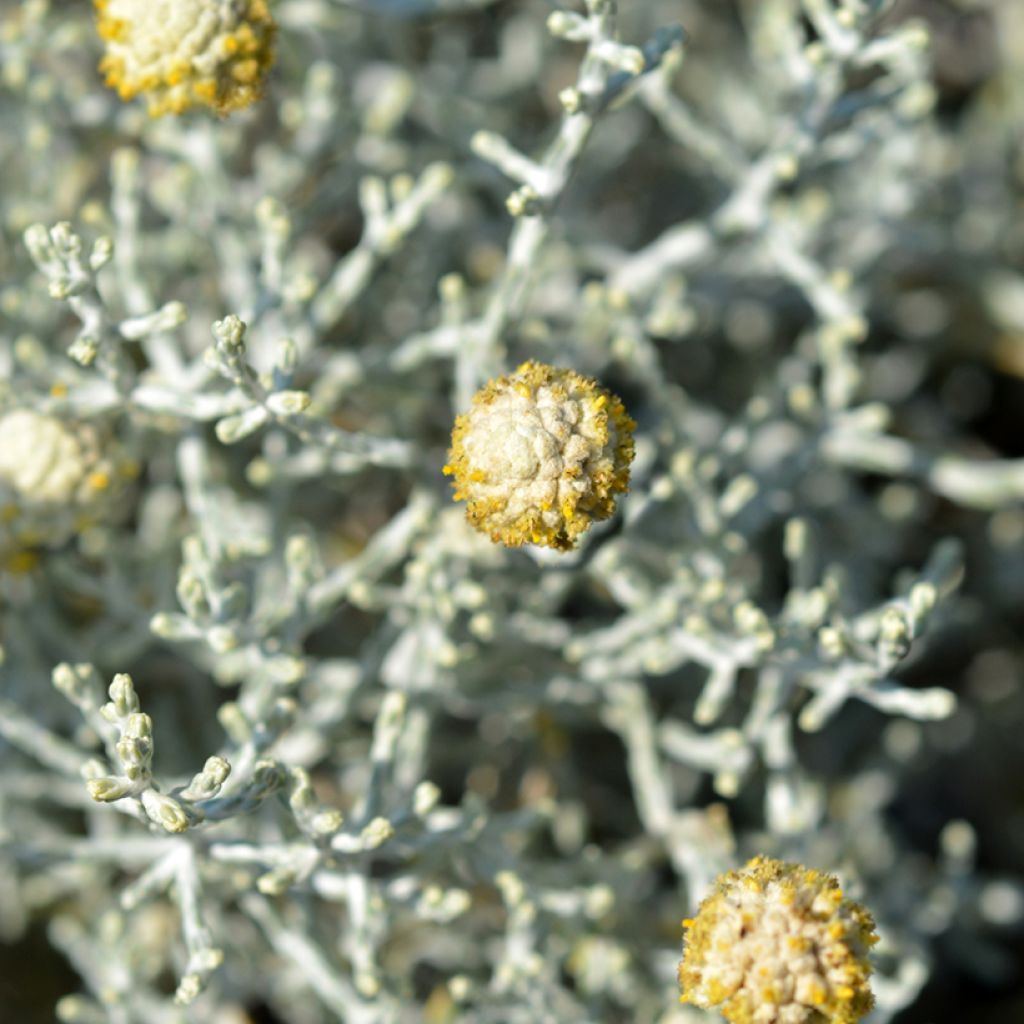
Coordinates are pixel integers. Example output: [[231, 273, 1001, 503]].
[[444, 361, 636, 551], [94, 0, 276, 117], [0, 409, 136, 565], [679, 856, 878, 1024]]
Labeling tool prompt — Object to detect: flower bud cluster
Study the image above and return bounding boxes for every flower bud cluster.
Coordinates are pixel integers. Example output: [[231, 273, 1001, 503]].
[[94, 0, 276, 116], [79, 673, 233, 833], [679, 856, 878, 1024], [444, 361, 636, 551]]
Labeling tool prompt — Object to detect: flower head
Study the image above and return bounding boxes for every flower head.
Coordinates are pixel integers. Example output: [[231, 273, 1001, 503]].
[[444, 361, 635, 551], [679, 856, 878, 1024], [94, 0, 276, 116], [0, 410, 135, 565], [0, 410, 88, 504]]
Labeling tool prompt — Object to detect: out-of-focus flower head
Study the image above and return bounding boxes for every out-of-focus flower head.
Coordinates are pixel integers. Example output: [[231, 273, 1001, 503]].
[[94, 0, 276, 116]]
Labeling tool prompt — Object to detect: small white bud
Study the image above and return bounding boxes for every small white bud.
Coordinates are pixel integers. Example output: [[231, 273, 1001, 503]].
[[215, 405, 270, 444], [413, 781, 441, 817], [266, 390, 312, 416], [141, 791, 191, 833], [361, 817, 395, 849], [86, 777, 133, 802], [311, 810, 345, 836], [89, 236, 114, 271]]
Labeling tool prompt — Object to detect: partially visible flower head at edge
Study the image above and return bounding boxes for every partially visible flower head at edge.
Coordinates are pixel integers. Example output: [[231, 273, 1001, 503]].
[[679, 855, 878, 1024], [94, 0, 276, 116], [444, 361, 636, 551], [0, 409, 136, 571]]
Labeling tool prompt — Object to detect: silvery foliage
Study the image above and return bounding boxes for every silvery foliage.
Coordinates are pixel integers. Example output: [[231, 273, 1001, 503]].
[[1, 0, 1023, 1021]]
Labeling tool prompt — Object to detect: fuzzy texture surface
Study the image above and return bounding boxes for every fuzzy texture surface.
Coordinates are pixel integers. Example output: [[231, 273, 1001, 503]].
[[0, 409, 87, 503], [444, 361, 635, 550], [0, 410, 132, 565], [2, 0, 1023, 1019], [679, 856, 878, 1024], [94, 0, 275, 115]]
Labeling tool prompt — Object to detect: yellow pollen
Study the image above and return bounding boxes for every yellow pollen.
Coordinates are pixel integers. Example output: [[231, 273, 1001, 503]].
[[6, 550, 39, 575], [92, 0, 276, 116], [444, 362, 635, 551], [678, 856, 877, 1024]]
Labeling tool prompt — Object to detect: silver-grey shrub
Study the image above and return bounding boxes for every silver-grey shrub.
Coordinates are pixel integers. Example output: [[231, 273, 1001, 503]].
[[1, 1, 1023, 1022]]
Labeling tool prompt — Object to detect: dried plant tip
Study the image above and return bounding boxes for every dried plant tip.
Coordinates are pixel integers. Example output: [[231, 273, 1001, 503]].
[[679, 855, 878, 1024], [444, 361, 636, 551], [94, 0, 276, 117]]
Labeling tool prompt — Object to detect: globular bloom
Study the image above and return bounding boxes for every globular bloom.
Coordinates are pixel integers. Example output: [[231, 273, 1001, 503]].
[[0, 409, 135, 568], [444, 361, 636, 551], [679, 856, 878, 1024], [0, 410, 89, 504], [94, 0, 276, 117]]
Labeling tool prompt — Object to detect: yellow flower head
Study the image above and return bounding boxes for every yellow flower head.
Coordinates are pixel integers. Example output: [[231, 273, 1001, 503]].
[[679, 856, 878, 1024], [444, 361, 636, 551], [94, 0, 276, 116]]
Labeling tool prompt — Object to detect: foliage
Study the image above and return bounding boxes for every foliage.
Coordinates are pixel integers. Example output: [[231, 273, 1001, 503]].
[[1, 1, 1022, 1022]]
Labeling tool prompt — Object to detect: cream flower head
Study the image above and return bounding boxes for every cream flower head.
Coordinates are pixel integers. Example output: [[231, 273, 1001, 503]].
[[0, 410, 89, 504], [444, 361, 635, 551], [679, 856, 878, 1024], [0, 410, 136, 568], [94, 0, 276, 116]]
